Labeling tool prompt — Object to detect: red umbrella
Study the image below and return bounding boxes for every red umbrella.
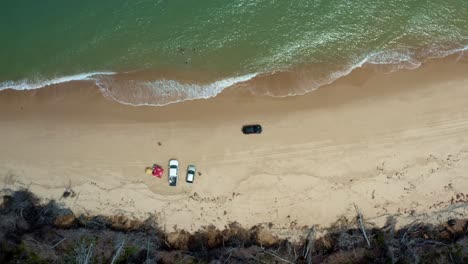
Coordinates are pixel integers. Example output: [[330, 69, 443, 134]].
[[152, 164, 164, 178]]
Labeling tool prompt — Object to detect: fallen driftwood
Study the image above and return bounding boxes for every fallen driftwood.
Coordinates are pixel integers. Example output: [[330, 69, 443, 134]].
[[354, 204, 371, 248], [110, 239, 126, 264], [265, 250, 295, 264], [50, 237, 67, 249], [303, 227, 316, 264]]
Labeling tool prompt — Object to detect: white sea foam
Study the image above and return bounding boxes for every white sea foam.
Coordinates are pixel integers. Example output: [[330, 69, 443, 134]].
[[428, 44, 468, 60], [0, 45, 466, 106], [261, 56, 370, 98], [365, 45, 468, 68], [96, 73, 260, 106], [0, 72, 116, 91], [260, 45, 467, 98], [365, 50, 421, 69]]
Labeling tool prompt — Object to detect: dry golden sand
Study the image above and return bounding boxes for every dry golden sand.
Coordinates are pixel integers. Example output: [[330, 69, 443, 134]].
[[1, 58, 468, 236]]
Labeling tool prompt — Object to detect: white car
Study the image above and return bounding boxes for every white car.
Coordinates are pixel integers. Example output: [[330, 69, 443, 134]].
[[186, 165, 196, 183], [168, 159, 179, 186]]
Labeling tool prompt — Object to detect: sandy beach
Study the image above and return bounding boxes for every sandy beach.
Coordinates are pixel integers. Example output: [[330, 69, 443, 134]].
[[1, 58, 468, 235]]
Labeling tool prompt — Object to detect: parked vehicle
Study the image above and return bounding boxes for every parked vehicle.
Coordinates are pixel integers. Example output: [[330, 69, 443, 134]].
[[168, 159, 179, 186], [186, 165, 196, 183], [242, 124, 262, 134]]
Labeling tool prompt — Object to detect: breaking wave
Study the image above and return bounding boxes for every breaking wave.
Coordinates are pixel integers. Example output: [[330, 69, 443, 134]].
[[0, 72, 116, 91], [0, 45, 466, 106], [250, 45, 468, 97], [95, 73, 260, 106]]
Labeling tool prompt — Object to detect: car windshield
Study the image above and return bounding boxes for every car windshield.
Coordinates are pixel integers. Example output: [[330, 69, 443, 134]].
[[188, 170, 194, 174], [170, 165, 177, 169]]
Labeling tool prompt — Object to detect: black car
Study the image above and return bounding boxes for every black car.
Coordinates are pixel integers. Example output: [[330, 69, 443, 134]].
[[242, 124, 262, 134]]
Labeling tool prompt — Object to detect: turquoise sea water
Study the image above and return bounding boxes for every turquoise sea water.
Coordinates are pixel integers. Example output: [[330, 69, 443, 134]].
[[0, 0, 467, 105]]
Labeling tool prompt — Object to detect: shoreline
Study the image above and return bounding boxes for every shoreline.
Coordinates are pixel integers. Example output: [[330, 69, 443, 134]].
[[1, 46, 467, 106], [1, 57, 468, 233]]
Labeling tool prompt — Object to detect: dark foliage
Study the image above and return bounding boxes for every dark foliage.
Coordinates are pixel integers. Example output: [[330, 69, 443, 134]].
[[1, 189, 467, 264]]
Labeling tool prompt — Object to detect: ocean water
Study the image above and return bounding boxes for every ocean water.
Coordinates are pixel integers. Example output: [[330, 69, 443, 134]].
[[0, 0, 467, 105]]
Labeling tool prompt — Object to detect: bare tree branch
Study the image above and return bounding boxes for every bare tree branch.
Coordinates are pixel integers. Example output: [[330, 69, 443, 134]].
[[223, 250, 232, 264], [265, 250, 295, 264], [145, 238, 150, 264], [303, 227, 316, 264], [110, 239, 126, 264], [354, 204, 371, 248], [76, 242, 94, 264], [50, 237, 66, 249]]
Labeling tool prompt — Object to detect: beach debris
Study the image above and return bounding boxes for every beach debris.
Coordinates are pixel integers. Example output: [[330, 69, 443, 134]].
[[354, 204, 371, 248], [62, 190, 74, 198], [63, 183, 76, 198], [303, 227, 316, 264], [264, 250, 295, 264], [75, 241, 94, 264], [110, 239, 126, 264], [50, 237, 67, 249], [447, 219, 456, 227]]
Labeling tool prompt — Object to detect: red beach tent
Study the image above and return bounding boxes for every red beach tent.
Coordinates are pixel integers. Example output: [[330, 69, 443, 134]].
[[152, 165, 164, 178]]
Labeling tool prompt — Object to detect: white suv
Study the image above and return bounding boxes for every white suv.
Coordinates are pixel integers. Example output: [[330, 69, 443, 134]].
[[168, 159, 179, 186]]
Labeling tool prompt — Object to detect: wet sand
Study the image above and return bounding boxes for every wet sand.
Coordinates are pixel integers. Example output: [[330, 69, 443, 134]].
[[1, 58, 468, 235]]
